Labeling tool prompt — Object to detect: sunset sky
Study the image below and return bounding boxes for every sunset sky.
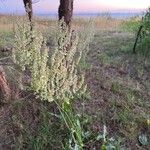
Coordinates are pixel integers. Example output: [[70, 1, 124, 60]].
[[0, 0, 150, 14]]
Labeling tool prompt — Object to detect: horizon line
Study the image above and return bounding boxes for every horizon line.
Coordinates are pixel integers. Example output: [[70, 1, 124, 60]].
[[0, 9, 146, 15]]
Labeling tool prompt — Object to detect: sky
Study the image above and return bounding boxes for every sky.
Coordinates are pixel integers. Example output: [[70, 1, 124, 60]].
[[0, 0, 150, 14]]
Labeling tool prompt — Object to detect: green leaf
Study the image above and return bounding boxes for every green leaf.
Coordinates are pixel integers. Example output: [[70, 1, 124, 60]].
[[106, 143, 115, 150], [73, 144, 80, 150], [96, 134, 103, 141], [101, 144, 107, 150], [138, 134, 148, 145]]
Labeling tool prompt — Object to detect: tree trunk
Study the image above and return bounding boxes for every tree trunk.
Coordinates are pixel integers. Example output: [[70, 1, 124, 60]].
[[23, 0, 33, 22], [0, 66, 11, 103], [58, 0, 74, 29]]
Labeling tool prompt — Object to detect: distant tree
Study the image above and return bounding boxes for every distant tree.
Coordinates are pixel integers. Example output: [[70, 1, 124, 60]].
[[58, 0, 74, 28]]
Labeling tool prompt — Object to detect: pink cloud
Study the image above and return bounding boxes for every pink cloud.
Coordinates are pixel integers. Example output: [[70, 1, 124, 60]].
[[1, 0, 149, 14]]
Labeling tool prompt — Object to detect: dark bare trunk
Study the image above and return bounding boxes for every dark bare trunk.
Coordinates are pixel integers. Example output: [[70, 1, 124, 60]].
[[133, 25, 143, 53], [23, 0, 33, 22], [59, 0, 74, 28], [133, 16, 144, 53]]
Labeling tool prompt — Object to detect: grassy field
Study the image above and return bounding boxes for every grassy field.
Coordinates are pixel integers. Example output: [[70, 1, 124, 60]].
[[0, 15, 150, 149]]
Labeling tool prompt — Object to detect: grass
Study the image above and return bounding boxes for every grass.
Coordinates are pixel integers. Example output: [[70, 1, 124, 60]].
[[121, 17, 141, 33], [0, 14, 150, 149], [8, 99, 68, 150]]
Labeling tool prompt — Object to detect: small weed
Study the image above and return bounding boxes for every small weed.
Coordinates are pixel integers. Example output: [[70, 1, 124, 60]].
[[79, 58, 91, 70], [0, 32, 13, 47], [97, 125, 124, 150], [97, 53, 110, 65], [111, 81, 122, 94]]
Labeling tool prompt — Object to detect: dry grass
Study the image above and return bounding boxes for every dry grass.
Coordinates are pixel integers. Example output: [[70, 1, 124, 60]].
[[0, 15, 13, 33], [0, 14, 123, 33]]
